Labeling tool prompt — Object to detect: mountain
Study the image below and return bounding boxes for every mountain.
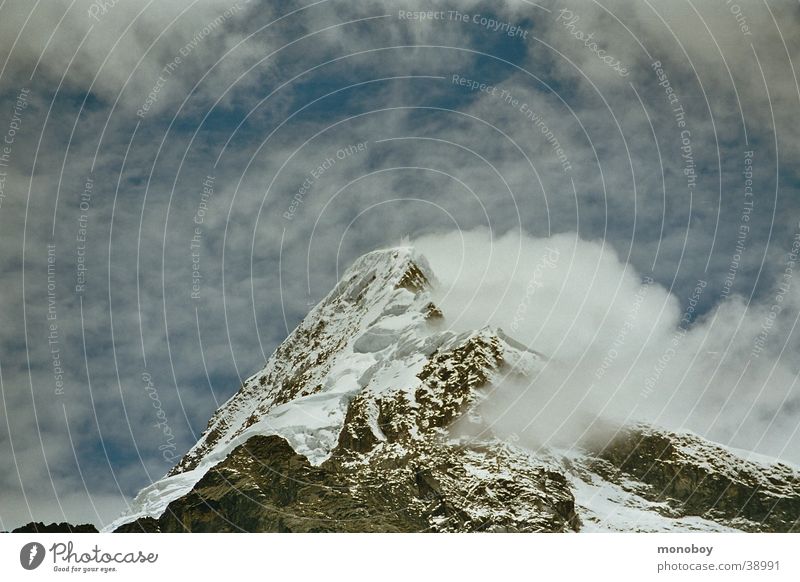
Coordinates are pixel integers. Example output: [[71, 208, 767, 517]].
[[107, 248, 800, 533], [9, 522, 98, 533]]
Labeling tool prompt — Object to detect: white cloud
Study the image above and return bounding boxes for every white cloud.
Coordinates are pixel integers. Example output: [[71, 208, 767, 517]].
[[415, 228, 800, 462]]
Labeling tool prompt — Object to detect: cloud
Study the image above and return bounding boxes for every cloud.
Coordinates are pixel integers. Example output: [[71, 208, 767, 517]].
[[0, 1, 264, 107], [415, 228, 800, 462]]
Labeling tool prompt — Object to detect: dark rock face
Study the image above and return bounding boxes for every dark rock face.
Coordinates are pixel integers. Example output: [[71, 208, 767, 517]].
[[113, 517, 160, 533], [11, 521, 98, 533], [123, 435, 429, 533], [590, 425, 800, 532], [331, 440, 579, 533], [155, 435, 413, 533]]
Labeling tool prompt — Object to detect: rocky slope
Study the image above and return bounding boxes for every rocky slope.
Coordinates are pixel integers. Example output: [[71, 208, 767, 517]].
[[8, 522, 98, 533], [107, 247, 800, 533]]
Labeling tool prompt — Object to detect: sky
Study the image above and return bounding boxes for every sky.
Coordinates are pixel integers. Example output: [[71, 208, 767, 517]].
[[0, 0, 799, 529]]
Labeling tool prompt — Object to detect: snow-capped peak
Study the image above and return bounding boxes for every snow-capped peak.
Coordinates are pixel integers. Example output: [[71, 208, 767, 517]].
[[106, 246, 800, 534], [105, 247, 443, 531]]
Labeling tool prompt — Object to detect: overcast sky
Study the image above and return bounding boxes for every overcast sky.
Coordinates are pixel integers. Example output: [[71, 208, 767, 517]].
[[1, 0, 799, 529]]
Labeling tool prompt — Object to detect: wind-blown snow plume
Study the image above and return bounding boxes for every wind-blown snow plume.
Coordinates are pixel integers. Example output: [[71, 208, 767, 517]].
[[414, 229, 800, 462]]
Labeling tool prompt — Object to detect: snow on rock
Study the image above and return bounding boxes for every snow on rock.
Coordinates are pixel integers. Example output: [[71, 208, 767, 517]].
[[106, 247, 441, 531], [567, 470, 737, 533]]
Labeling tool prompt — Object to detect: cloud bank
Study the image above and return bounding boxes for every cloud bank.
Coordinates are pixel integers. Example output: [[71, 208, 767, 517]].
[[416, 229, 800, 461]]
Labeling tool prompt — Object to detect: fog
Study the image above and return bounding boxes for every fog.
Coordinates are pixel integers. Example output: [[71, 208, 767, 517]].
[[414, 229, 800, 461]]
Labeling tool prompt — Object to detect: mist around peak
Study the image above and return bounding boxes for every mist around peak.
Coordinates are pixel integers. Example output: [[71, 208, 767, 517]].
[[414, 229, 800, 462]]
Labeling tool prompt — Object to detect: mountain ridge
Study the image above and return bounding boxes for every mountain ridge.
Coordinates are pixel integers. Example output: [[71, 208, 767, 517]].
[[107, 247, 800, 533]]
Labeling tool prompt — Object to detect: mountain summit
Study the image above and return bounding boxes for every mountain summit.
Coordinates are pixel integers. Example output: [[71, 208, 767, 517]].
[[107, 248, 800, 532]]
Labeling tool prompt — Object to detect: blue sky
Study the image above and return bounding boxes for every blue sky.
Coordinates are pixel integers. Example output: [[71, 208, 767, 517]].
[[1, 0, 799, 529]]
